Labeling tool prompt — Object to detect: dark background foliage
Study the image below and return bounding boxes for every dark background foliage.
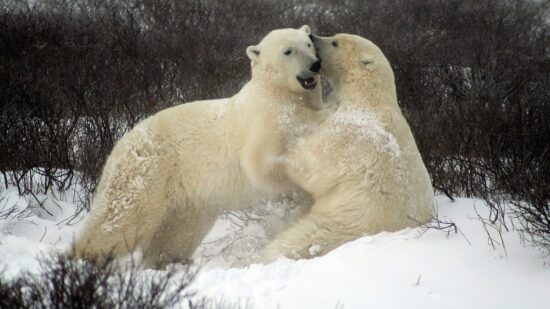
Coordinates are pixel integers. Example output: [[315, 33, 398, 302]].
[[1, 0, 549, 248]]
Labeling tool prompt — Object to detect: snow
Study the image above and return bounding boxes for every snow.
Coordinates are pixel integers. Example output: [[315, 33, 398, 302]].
[[0, 185, 84, 279], [194, 196, 549, 308], [1, 183, 549, 308]]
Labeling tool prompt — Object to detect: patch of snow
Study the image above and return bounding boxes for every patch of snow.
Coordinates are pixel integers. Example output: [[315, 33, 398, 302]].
[[195, 193, 304, 268], [0, 185, 84, 279]]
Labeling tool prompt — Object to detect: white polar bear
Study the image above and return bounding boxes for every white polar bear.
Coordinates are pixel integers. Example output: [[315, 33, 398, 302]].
[[261, 33, 434, 261], [74, 26, 324, 268]]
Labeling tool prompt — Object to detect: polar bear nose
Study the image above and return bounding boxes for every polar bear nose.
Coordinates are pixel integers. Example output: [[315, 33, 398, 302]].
[[309, 60, 321, 73]]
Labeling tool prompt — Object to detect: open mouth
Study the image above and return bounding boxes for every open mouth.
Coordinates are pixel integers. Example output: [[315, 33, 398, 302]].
[[297, 76, 317, 90]]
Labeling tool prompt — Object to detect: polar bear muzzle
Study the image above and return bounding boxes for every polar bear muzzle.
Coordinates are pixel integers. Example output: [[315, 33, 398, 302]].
[[297, 60, 321, 90]]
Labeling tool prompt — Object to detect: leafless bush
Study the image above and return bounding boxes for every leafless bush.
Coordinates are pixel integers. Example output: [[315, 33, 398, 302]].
[[0, 254, 207, 309]]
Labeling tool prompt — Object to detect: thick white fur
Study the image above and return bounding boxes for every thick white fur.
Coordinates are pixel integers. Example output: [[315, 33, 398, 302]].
[[262, 34, 434, 261], [74, 26, 324, 268]]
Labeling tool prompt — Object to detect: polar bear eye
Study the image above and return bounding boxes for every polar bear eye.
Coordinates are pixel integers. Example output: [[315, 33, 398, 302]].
[[362, 59, 373, 65], [284, 49, 292, 55], [332, 41, 338, 47], [307, 43, 312, 48]]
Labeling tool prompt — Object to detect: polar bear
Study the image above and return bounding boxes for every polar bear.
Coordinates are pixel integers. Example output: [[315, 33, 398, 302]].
[[261, 33, 434, 261], [74, 26, 323, 268]]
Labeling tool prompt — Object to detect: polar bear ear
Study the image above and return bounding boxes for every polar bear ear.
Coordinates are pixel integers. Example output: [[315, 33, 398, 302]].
[[299, 25, 311, 35], [246, 45, 261, 60]]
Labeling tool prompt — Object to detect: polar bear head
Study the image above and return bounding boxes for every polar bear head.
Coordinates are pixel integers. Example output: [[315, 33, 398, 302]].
[[247, 25, 321, 94], [311, 34, 395, 92]]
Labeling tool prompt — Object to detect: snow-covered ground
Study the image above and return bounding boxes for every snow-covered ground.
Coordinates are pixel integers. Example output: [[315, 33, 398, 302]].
[[1, 183, 549, 308]]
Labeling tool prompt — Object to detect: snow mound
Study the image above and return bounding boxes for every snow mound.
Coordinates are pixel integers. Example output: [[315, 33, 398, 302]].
[[192, 197, 550, 308]]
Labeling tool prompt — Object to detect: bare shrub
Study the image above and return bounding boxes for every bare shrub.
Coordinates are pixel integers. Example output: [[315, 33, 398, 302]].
[[0, 254, 207, 308]]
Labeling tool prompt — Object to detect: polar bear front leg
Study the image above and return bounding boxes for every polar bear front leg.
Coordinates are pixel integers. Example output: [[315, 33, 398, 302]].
[[260, 213, 327, 262], [260, 207, 356, 263], [260, 188, 366, 263]]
